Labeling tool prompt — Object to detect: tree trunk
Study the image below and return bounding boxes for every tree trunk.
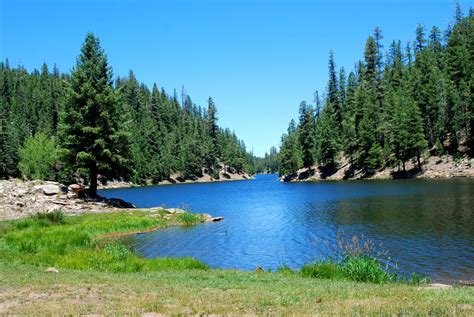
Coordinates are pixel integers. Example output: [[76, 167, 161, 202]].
[[416, 152, 422, 170], [89, 164, 98, 197]]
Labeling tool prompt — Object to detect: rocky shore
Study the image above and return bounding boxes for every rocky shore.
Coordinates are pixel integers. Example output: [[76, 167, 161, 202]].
[[281, 155, 474, 182], [99, 167, 253, 189], [0, 179, 222, 222]]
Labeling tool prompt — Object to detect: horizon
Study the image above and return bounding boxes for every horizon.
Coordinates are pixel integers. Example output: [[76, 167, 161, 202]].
[[1, 0, 470, 157]]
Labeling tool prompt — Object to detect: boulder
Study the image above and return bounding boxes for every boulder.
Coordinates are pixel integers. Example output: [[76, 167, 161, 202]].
[[42, 185, 61, 196], [68, 184, 85, 193]]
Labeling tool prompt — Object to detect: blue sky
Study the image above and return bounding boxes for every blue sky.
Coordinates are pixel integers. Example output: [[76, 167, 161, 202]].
[[0, 0, 471, 156]]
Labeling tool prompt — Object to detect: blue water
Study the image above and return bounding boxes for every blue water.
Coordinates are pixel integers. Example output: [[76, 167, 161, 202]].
[[100, 175, 474, 282]]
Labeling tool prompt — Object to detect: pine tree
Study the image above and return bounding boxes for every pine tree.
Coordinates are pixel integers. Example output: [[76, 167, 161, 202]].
[[279, 120, 302, 176], [445, 14, 472, 153], [298, 102, 316, 169], [315, 102, 340, 168], [341, 71, 358, 164], [327, 51, 341, 129], [60, 33, 131, 196], [0, 98, 19, 178], [206, 97, 219, 172], [415, 24, 427, 53]]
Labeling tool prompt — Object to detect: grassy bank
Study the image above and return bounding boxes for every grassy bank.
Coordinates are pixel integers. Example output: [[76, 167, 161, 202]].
[[0, 209, 206, 272], [1, 211, 473, 315]]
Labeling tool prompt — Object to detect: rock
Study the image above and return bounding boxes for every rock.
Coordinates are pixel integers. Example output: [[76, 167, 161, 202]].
[[106, 198, 135, 209], [45, 267, 59, 273], [202, 214, 224, 222], [166, 208, 185, 215], [47, 205, 62, 213], [67, 192, 78, 199], [68, 184, 85, 193], [13, 188, 29, 197], [40, 185, 61, 196], [424, 283, 452, 290], [149, 207, 165, 212]]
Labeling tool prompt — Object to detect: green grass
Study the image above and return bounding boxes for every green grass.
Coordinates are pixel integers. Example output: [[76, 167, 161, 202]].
[[0, 211, 473, 315], [0, 210, 208, 273], [177, 211, 203, 226], [1, 261, 473, 315], [300, 256, 397, 284]]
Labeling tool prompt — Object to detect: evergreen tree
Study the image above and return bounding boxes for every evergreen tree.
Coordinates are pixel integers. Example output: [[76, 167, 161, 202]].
[[279, 120, 302, 176], [60, 33, 131, 195], [206, 97, 219, 173], [298, 101, 316, 169], [315, 102, 340, 167], [327, 51, 341, 129]]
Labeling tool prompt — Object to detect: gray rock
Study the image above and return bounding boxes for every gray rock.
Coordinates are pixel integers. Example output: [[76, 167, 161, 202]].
[[166, 208, 185, 215], [43, 185, 61, 196]]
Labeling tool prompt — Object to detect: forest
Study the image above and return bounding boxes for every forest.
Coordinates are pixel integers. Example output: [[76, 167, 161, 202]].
[[0, 34, 256, 194], [279, 7, 473, 177]]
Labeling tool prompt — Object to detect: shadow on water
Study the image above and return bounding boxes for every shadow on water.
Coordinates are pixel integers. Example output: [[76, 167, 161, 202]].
[[100, 175, 474, 282]]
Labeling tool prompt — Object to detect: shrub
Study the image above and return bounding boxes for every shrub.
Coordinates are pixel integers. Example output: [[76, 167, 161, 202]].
[[210, 169, 220, 180], [18, 133, 59, 180], [177, 212, 202, 226]]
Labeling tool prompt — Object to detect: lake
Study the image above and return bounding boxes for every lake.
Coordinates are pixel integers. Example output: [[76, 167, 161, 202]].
[[100, 175, 474, 282]]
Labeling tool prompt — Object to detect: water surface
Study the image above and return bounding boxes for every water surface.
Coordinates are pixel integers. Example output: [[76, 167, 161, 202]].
[[100, 175, 474, 282]]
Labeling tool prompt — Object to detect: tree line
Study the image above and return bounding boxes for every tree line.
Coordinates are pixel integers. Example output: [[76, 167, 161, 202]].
[[279, 6, 473, 177], [0, 33, 255, 195]]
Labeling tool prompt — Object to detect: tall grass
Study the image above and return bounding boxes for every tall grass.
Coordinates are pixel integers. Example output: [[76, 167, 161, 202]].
[[177, 212, 202, 226], [299, 232, 402, 284]]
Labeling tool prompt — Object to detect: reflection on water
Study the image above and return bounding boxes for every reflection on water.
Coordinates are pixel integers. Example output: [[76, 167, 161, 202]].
[[100, 175, 474, 282]]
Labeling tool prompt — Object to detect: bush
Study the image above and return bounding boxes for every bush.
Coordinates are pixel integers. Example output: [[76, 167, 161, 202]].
[[210, 169, 220, 180], [177, 212, 202, 226], [18, 133, 59, 180]]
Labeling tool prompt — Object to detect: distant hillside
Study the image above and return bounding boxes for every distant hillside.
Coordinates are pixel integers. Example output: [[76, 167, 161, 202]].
[[279, 10, 473, 180]]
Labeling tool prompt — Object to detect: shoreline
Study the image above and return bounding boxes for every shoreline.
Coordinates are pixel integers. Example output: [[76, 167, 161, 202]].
[[281, 155, 474, 183], [98, 171, 254, 190], [0, 179, 223, 222], [0, 204, 469, 287]]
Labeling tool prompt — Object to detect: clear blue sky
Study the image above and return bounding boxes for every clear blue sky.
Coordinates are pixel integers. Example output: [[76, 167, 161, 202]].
[[0, 0, 471, 156]]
